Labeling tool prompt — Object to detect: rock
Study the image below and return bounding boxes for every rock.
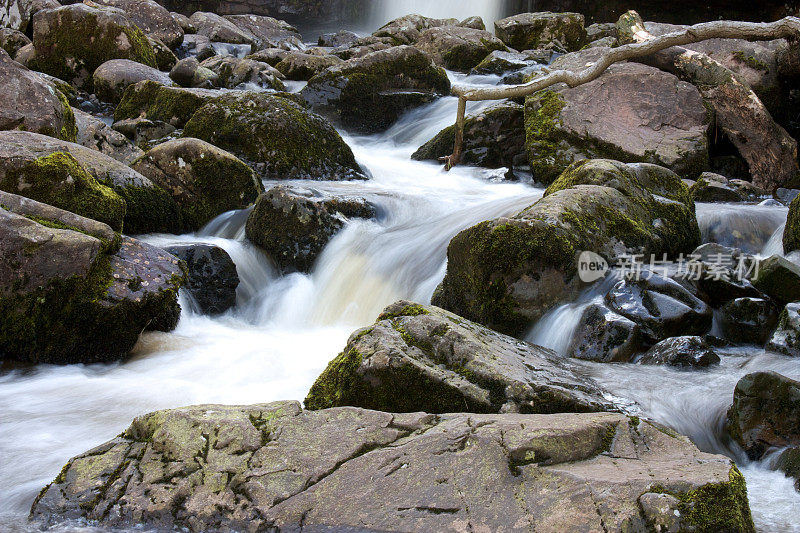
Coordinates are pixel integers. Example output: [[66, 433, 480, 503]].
[[690, 172, 750, 202], [224, 14, 303, 51], [274, 51, 342, 81], [495, 12, 587, 52], [147, 35, 178, 70], [567, 303, 643, 362], [414, 26, 507, 72], [12, 40, 32, 63], [177, 33, 215, 61], [94, 0, 184, 49], [459, 16, 485, 30], [331, 36, 393, 60], [30, 401, 753, 533], [0, 190, 184, 364], [189, 11, 252, 44], [785, 195, 800, 254], [164, 243, 238, 315], [751, 255, 800, 304], [307, 300, 613, 413], [183, 92, 366, 181], [111, 117, 175, 148], [412, 101, 525, 169], [244, 46, 288, 65], [28, 4, 157, 91], [471, 49, 534, 75], [525, 61, 710, 184], [638, 336, 721, 368], [720, 297, 779, 345], [169, 11, 194, 34], [317, 29, 358, 48], [638, 493, 683, 532], [778, 188, 800, 206], [586, 22, 618, 42], [0, 0, 59, 33], [114, 80, 221, 127], [208, 56, 284, 89], [727, 371, 800, 459], [0, 130, 182, 234], [93, 59, 173, 103], [245, 186, 374, 273], [74, 108, 143, 165], [605, 273, 713, 343], [301, 45, 450, 133], [372, 14, 457, 45], [0, 27, 29, 57], [433, 159, 700, 336], [767, 303, 800, 357], [775, 448, 800, 492], [131, 138, 263, 230], [168, 56, 218, 87], [0, 49, 76, 142]]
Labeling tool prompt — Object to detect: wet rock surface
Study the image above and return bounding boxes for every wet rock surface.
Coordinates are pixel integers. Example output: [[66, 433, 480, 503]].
[[767, 303, 800, 357], [164, 243, 238, 315], [638, 336, 721, 368], [568, 303, 643, 363]]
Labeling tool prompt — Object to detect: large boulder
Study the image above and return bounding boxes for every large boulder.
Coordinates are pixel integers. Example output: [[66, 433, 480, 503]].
[[413, 26, 507, 72], [372, 14, 457, 45], [94, 0, 183, 49], [131, 138, 263, 231], [273, 51, 342, 81], [0, 0, 59, 33], [199, 55, 285, 89], [306, 301, 613, 414], [0, 130, 182, 234], [433, 159, 700, 336], [115, 80, 223, 127], [301, 45, 451, 133], [525, 60, 711, 184], [224, 14, 303, 51], [495, 12, 587, 52], [28, 4, 157, 91], [182, 92, 367, 181], [412, 101, 525, 169], [73, 108, 143, 165], [164, 243, 238, 315], [93, 58, 173, 104], [245, 186, 374, 273], [727, 371, 800, 459], [0, 49, 76, 142], [30, 401, 754, 532], [189, 11, 252, 44], [751, 255, 800, 304], [719, 297, 779, 345], [785, 195, 800, 254], [767, 303, 800, 357], [0, 190, 184, 364]]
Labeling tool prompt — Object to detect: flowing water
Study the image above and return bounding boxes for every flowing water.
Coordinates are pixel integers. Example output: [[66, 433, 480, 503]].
[[1, 66, 799, 533]]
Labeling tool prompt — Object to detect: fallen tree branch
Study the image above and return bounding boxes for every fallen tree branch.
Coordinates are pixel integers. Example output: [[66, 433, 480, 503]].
[[444, 11, 800, 171]]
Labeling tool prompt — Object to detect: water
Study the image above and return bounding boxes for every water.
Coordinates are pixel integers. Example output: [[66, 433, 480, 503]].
[[2, 72, 799, 533]]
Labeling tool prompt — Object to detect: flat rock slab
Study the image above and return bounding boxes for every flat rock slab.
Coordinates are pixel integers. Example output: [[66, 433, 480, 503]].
[[31, 402, 753, 532]]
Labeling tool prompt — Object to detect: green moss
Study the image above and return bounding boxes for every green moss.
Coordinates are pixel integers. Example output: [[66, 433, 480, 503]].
[[525, 90, 570, 185], [56, 91, 78, 143], [784, 196, 800, 254], [732, 51, 769, 72], [113, 184, 183, 235], [1, 152, 125, 231], [378, 304, 430, 321], [115, 82, 212, 127], [304, 346, 365, 410]]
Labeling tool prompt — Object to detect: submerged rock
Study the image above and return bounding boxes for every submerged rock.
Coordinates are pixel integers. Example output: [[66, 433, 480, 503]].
[[638, 336, 721, 368], [31, 401, 753, 532], [183, 92, 367, 181], [0, 49, 76, 142], [93, 59, 173, 104], [433, 159, 700, 336], [306, 301, 613, 414], [0, 191, 184, 364], [245, 185, 374, 273], [413, 26, 507, 71], [567, 303, 643, 363], [767, 303, 800, 357], [301, 45, 451, 133], [28, 4, 157, 91], [131, 138, 263, 231], [164, 243, 238, 315], [412, 101, 525, 169], [525, 61, 710, 184], [495, 12, 587, 52], [727, 371, 800, 459]]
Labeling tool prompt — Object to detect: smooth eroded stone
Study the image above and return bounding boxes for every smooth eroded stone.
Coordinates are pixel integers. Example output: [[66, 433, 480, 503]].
[[93, 59, 173, 104], [131, 138, 263, 230], [727, 371, 800, 459], [28, 4, 157, 91], [767, 303, 800, 357], [318, 29, 358, 48], [719, 297, 779, 345], [638, 336, 721, 368], [413, 25, 507, 71], [30, 402, 754, 532], [567, 303, 643, 362], [182, 92, 367, 181], [164, 243, 238, 315], [245, 185, 374, 273], [775, 447, 800, 492], [305, 301, 613, 414], [301, 45, 451, 133], [495, 12, 587, 52]]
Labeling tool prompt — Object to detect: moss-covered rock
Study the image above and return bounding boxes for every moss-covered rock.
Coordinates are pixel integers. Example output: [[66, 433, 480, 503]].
[[301, 45, 451, 133], [0, 190, 184, 364], [784, 195, 800, 254], [432, 159, 701, 336], [372, 13, 458, 45], [28, 3, 157, 91], [131, 138, 263, 231], [93, 0, 184, 49], [93, 58, 173, 104], [183, 92, 367, 181], [114, 80, 219, 127], [0, 49, 77, 142], [0, 27, 30, 57], [274, 51, 342, 81], [524, 62, 711, 184], [413, 25, 508, 72], [494, 12, 587, 52], [412, 101, 525, 168]]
